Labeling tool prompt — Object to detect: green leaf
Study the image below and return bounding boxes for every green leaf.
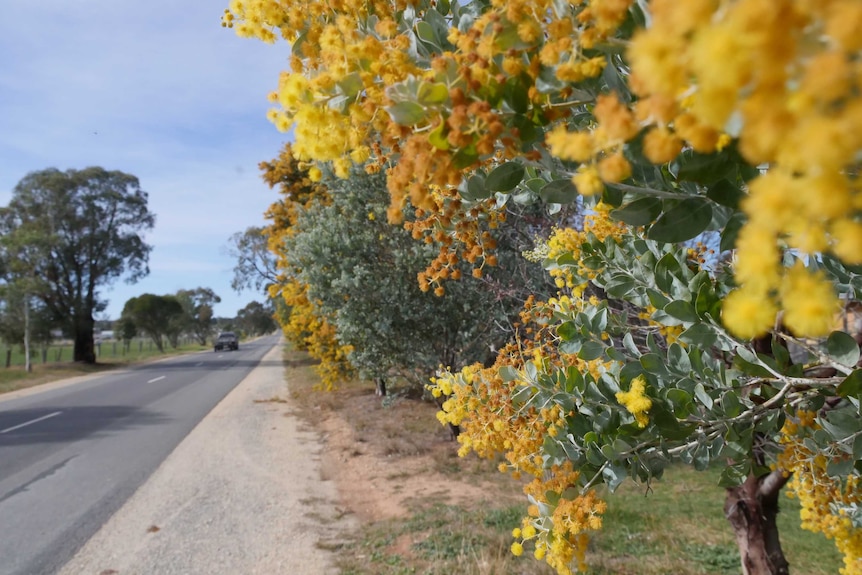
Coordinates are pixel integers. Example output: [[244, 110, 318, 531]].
[[666, 388, 693, 418], [664, 300, 698, 323], [654, 253, 683, 294], [557, 321, 578, 341], [499, 365, 520, 382], [673, 149, 736, 185], [611, 197, 662, 226], [838, 369, 862, 399], [707, 179, 746, 209], [647, 198, 713, 243], [718, 462, 749, 487], [678, 323, 717, 348], [539, 179, 578, 204], [485, 162, 525, 192], [640, 353, 667, 375], [579, 341, 605, 361], [503, 77, 529, 114], [525, 178, 545, 193], [417, 82, 450, 105], [720, 213, 745, 252], [826, 331, 861, 368], [459, 174, 490, 201], [694, 383, 714, 410], [415, 21, 436, 43], [387, 101, 425, 125], [623, 333, 641, 358], [452, 144, 479, 169], [428, 122, 450, 150], [336, 72, 363, 98]]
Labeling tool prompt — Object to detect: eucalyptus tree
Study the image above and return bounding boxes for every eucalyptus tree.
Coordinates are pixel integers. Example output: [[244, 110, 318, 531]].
[[0, 167, 154, 363], [120, 294, 183, 352], [175, 287, 221, 345]]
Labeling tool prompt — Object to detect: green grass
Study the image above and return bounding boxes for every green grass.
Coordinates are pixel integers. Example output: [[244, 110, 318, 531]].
[[337, 464, 843, 575], [587, 465, 842, 575], [0, 340, 210, 394], [337, 501, 553, 575]]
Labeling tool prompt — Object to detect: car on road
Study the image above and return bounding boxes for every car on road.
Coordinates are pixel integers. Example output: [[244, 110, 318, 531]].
[[214, 331, 239, 352]]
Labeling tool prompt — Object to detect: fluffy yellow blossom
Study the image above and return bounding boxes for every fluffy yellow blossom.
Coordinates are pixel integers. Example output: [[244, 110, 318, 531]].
[[780, 263, 840, 337], [597, 153, 632, 183], [547, 126, 594, 163], [831, 219, 862, 264], [615, 375, 652, 428], [642, 127, 682, 163], [572, 165, 604, 196], [721, 287, 778, 340]]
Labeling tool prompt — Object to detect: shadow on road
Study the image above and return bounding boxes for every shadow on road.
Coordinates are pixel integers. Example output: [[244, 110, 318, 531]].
[[0, 405, 169, 446]]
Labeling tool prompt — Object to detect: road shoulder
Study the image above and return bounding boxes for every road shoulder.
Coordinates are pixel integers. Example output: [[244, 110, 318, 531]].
[[58, 341, 354, 575]]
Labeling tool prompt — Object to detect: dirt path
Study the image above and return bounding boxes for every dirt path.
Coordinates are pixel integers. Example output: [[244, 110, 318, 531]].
[[59, 342, 355, 575]]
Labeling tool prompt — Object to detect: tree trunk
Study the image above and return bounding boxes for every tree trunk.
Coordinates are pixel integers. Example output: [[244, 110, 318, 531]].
[[725, 470, 790, 575], [73, 316, 96, 363], [375, 377, 387, 396]]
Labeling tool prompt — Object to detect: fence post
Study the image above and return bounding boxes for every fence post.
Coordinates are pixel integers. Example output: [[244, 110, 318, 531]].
[[5, 349, 11, 368], [42, 348, 47, 363]]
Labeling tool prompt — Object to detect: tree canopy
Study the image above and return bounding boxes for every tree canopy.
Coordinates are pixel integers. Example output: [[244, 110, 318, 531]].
[[227, 2, 862, 573], [0, 167, 155, 363], [120, 294, 183, 352], [174, 287, 221, 345]]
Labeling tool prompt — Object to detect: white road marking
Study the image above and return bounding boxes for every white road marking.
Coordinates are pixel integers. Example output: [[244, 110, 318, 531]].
[[147, 376, 166, 383], [195, 362, 203, 366], [1, 411, 62, 434]]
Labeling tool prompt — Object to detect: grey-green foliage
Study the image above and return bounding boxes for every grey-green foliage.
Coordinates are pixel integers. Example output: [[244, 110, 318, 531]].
[[283, 168, 538, 388], [0, 167, 155, 363]]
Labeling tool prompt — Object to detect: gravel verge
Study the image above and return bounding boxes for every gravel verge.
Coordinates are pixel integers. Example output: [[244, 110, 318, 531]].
[[58, 341, 354, 575]]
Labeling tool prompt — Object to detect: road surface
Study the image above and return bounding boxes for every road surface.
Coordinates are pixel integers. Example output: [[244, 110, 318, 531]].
[[0, 334, 280, 575]]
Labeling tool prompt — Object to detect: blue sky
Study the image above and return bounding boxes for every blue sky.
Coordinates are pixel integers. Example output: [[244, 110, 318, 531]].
[[0, 1, 290, 320]]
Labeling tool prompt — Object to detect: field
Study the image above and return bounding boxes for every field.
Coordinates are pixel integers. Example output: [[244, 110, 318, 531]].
[[0, 339, 209, 395]]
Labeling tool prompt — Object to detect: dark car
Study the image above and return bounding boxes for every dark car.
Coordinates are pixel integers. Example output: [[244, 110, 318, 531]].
[[214, 331, 239, 352]]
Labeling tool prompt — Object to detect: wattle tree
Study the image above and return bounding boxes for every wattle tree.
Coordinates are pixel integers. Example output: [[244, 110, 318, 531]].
[[226, 1, 862, 573]]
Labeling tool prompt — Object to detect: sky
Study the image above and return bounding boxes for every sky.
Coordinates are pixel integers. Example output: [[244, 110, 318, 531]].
[[0, 1, 291, 320]]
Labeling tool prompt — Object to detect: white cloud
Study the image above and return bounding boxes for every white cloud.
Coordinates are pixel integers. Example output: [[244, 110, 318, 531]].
[[0, 0, 291, 318]]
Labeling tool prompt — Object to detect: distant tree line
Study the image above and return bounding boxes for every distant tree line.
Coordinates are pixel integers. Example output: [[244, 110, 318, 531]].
[[0, 167, 276, 366]]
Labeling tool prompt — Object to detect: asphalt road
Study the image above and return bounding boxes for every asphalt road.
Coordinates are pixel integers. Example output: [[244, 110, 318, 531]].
[[0, 334, 281, 575]]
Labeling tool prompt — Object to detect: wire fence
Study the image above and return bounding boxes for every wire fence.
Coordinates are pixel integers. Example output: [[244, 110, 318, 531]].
[[1, 336, 205, 368]]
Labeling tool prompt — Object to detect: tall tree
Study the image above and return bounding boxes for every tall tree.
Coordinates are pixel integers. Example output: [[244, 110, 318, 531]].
[[120, 294, 182, 352], [235, 300, 276, 336], [0, 167, 154, 363], [175, 287, 221, 345], [227, 227, 278, 294]]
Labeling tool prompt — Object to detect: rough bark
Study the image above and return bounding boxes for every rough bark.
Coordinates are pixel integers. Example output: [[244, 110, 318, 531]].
[[725, 469, 791, 575]]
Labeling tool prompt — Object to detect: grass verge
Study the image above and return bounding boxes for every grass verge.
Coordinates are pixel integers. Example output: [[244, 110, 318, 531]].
[[280, 344, 842, 575]]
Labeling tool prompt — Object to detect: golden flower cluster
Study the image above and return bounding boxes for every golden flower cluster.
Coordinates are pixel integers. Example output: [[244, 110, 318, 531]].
[[259, 145, 355, 390], [429, 298, 615, 574], [778, 410, 862, 575], [614, 375, 652, 428], [626, 0, 862, 339]]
